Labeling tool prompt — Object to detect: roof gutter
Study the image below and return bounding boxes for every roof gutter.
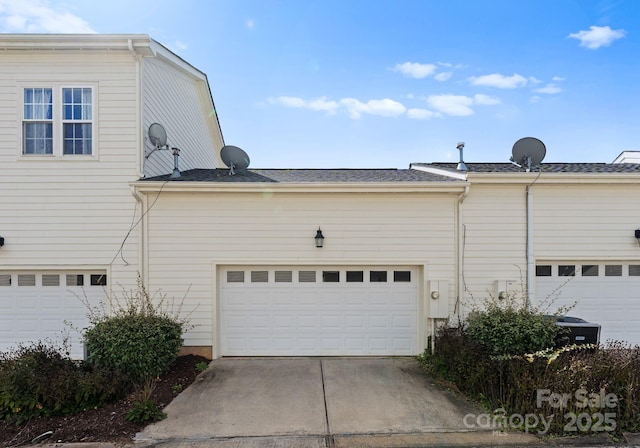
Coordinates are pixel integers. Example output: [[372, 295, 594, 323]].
[[129, 181, 468, 195]]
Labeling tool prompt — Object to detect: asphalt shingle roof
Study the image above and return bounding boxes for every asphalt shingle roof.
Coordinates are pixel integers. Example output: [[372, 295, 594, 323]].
[[142, 168, 461, 183], [413, 162, 640, 173]]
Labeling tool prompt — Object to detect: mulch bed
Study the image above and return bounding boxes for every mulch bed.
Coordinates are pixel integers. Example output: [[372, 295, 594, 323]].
[[0, 354, 209, 447]]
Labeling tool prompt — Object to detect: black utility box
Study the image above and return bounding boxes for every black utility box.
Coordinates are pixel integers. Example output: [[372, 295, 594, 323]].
[[546, 315, 601, 346]]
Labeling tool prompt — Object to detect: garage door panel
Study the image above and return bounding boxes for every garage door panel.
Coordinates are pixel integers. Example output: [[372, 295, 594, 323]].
[[221, 266, 418, 356], [536, 262, 640, 345], [0, 271, 107, 359]]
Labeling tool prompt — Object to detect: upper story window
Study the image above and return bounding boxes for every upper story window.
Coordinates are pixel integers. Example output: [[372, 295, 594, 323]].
[[23, 88, 53, 154], [22, 86, 94, 156], [62, 88, 92, 155]]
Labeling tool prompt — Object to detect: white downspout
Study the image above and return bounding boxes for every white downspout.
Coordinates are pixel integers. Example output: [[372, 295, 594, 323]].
[[131, 186, 148, 286], [456, 184, 470, 318], [128, 39, 144, 178], [526, 185, 534, 307]]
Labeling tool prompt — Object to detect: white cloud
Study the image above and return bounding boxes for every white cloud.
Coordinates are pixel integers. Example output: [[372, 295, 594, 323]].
[[535, 84, 563, 94], [269, 96, 339, 114], [407, 108, 439, 120], [340, 98, 406, 119], [174, 40, 188, 51], [552, 76, 566, 82], [434, 72, 452, 82], [271, 92, 499, 120], [246, 18, 255, 29], [530, 96, 541, 103], [568, 25, 626, 49], [528, 76, 543, 85], [427, 94, 474, 116], [473, 94, 501, 105], [0, 0, 95, 33], [393, 62, 437, 79], [468, 73, 528, 89]]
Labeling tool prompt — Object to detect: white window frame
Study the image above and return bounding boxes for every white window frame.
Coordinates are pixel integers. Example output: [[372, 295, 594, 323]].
[[19, 83, 98, 159]]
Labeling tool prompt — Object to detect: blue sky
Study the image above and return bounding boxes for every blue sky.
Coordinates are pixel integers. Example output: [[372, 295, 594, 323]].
[[1, 0, 638, 168]]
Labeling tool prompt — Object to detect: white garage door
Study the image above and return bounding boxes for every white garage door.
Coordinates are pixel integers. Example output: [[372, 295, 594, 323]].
[[221, 266, 418, 356], [535, 262, 640, 345], [0, 271, 108, 359]]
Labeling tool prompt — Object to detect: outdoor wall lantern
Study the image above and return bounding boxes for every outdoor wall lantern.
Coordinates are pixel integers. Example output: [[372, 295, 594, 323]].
[[315, 228, 325, 248]]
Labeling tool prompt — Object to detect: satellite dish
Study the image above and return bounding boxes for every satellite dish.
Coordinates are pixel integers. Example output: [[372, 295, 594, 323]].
[[221, 145, 250, 175], [148, 123, 167, 148], [511, 137, 546, 171]]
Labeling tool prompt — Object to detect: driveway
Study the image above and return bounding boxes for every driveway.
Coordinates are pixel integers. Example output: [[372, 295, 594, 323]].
[[137, 358, 539, 447]]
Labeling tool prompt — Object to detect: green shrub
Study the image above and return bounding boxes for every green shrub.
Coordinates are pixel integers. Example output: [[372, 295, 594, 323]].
[[83, 277, 187, 384], [125, 378, 166, 424], [126, 399, 166, 424], [85, 314, 182, 384], [466, 304, 564, 356], [0, 340, 129, 424], [421, 323, 640, 435]]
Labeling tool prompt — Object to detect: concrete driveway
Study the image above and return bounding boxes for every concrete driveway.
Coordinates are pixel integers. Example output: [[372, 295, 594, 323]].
[[137, 358, 539, 447]]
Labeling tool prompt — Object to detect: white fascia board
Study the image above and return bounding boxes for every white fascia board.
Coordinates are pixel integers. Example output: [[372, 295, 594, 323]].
[[148, 39, 207, 82], [0, 34, 154, 55], [467, 172, 640, 185], [409, 164, 467, 181], [131, 181, 468, 194]]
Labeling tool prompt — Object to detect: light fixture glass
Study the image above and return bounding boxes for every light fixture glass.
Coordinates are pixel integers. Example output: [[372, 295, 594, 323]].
[[315, 228, 324, 248]]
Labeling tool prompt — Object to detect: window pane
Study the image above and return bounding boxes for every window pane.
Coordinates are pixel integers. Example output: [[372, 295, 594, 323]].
[[66, 274, 84, 286], [322, 271, 340, 282], [370, 271, 387, 282], [63, 87, 92, 120], [605, 265, 622, 277], [558, 265, 576, 277], [23, 123, 53, 154], [394, 271, 411, 282], [629, 265, 640, 276], [227, 271, 244, 283], [299, 271, 316, 282], [346, 271, 363, 282], [274, 271, 292, 282], [42, 274, 60, 286], [63, 123, 92, 155], [582, 265, 599, 277], [18, 274, 36, 286], [251, 271, 268, 282], [24, 88, 52, 119], [0, 274, 11, 286], [90, 274, 107, 286], [536, 265, 552, 277]]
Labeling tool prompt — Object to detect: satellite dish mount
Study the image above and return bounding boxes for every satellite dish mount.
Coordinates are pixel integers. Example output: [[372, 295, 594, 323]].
[[510, 137, 546, 172], [146, 123, 181, 179], [220, 145, 250, 175]]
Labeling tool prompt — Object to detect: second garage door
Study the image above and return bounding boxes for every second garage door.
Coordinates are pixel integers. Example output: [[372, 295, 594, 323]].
[[220, 266, 418, 356], [535, 262, 640, 345]]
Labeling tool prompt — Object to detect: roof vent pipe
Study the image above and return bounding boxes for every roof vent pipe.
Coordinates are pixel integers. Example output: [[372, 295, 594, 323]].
[[170, 147, 181, 179], [456, 142, 468, 171]]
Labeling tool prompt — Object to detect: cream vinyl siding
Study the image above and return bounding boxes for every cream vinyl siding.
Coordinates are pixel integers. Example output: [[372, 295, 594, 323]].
[[143, 191, 458, 349], [0, 50, 140, 287], [534, 184, 640, 259], [142, 57, 222, 178], [459, 184, 528, 304]]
